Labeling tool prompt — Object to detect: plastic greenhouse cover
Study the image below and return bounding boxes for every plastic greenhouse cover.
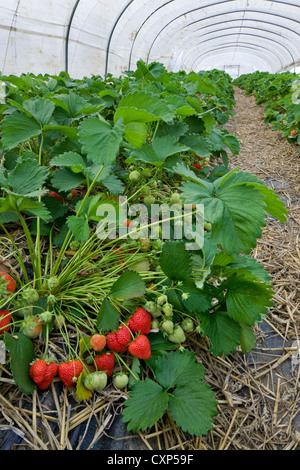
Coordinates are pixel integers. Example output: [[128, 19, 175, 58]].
[[0, 1, 300, 80]]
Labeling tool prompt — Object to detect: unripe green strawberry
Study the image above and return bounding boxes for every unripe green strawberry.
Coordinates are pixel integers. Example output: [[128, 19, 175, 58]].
[[20, 315, 42, 339], [144, 301, 162, 318], [70, 240, 81, 251], [144, 194, 155, 205], [113, 373, 129, 389], [84, 371, 107, 391], [169, 192, 181, 205], [151, 319, 159, 329], [181, 318, 194, 333], [161, 319, 174, 335], [141, 168, 152, 178], [129, 170, 141, 183], [47, 276, 59, 292], [168, 325, 186, 344], [204, 222, 212, 231], [22, 287, 39, 305], [162, 302, 173, 317], [156, 294, 168, 306], [39, 311, 53, 324], [47, 294, 57, 306], [140, 185, 150, 195]]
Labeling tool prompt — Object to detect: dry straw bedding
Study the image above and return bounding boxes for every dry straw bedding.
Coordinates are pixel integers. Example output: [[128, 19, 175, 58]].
[[0, 87, 299, 450]]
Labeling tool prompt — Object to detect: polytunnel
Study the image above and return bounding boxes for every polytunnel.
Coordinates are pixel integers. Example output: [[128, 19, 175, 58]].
[[0, 0, 299, 453], [1, 0, 300, 78]]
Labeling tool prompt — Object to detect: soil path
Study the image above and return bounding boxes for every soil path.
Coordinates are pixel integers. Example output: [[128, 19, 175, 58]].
[[207, 86, 300, 450]]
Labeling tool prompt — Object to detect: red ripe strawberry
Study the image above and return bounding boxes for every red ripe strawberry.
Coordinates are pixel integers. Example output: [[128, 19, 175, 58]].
[[49, 191, 63, 203], [58, 360, 83, 387], [0, 310, 12, 335], [106, 331, 127, 352], [94, 352, 115, 377], [0, 272, 16, 295], [192, 162, 202, 170], [29, 359, 47, 385], [39, 361, 58, 390], [116, 324, 132, 347], [128, 334, 151, 360], [30, 359, 58, 389], [127, 307, 152, 335]]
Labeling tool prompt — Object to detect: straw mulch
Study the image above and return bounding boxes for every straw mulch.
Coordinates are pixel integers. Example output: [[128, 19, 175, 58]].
[[0, 87, 299, 450]]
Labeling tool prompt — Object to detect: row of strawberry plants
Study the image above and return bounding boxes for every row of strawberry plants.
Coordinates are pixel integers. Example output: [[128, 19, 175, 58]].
[[234, 70, 300, 146], [0, 60, 287, 437]]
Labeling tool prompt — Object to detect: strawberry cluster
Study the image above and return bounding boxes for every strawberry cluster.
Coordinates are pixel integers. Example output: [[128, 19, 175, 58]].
[[28, 307, 152, 393]]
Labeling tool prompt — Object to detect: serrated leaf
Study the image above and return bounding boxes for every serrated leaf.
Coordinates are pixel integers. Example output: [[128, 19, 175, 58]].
[[4, 332, 35, 394], [124, 121, 147, 147], [96, 297, 120, 332], [67, 215, 90, 242], [50, 151, 86, 169], [122, 379, 169, 432], [78, 117, 124, 165], [224, 275, 274, 326], [114, 91, 173, 124], [180, 134, 212, 158], [109, 270, 146, 301], [153, 350, 205, 389], [130, 136, 189, 167], [159, 240, 192, 281], [23, 98, 55, 126], [0, 112, 42, 149], [168, 381, 218, 436], [51, 167, 85, 192], [7, 160, 48, 195], [198, 311, 241, 357]]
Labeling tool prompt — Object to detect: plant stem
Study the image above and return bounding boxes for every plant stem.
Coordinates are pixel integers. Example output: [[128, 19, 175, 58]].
[[35, 133, 45, 290], [50, 165, 105, 277]]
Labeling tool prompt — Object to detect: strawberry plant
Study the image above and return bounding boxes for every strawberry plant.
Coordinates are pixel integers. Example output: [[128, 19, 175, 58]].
[[0, 63, 288, 438]]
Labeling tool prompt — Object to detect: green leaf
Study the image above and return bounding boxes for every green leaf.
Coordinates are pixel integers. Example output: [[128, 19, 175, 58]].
[[4, 332, 35, 394], [124, 121, 147, 147], [122, 379, 169, 432], [67, 215, 90, 242], [51, 167, 85, 192], [180, 134, 212, 158], [42, 124, 78, 139], [168, 381, 218, 436], [128, 356, 142, 388], [50, 151, 86, 170], [224, 133, 240, 155], [159, 240, 192, 281], [0, 112, 42, 149], [79, 117, 124, 165], [7, 159, 48, 195], [130, 136, 189, 167], [223, 274, 274, 326], [23, 98, 55, 126], [181, 173, 268, 255], [114, 91, 173, 124], [240, 324, 257, 354], [153, 350, 205, 389], [96, 297, 120, 332], [109, 270, 146, 301], [198, 311, 241, 357]]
